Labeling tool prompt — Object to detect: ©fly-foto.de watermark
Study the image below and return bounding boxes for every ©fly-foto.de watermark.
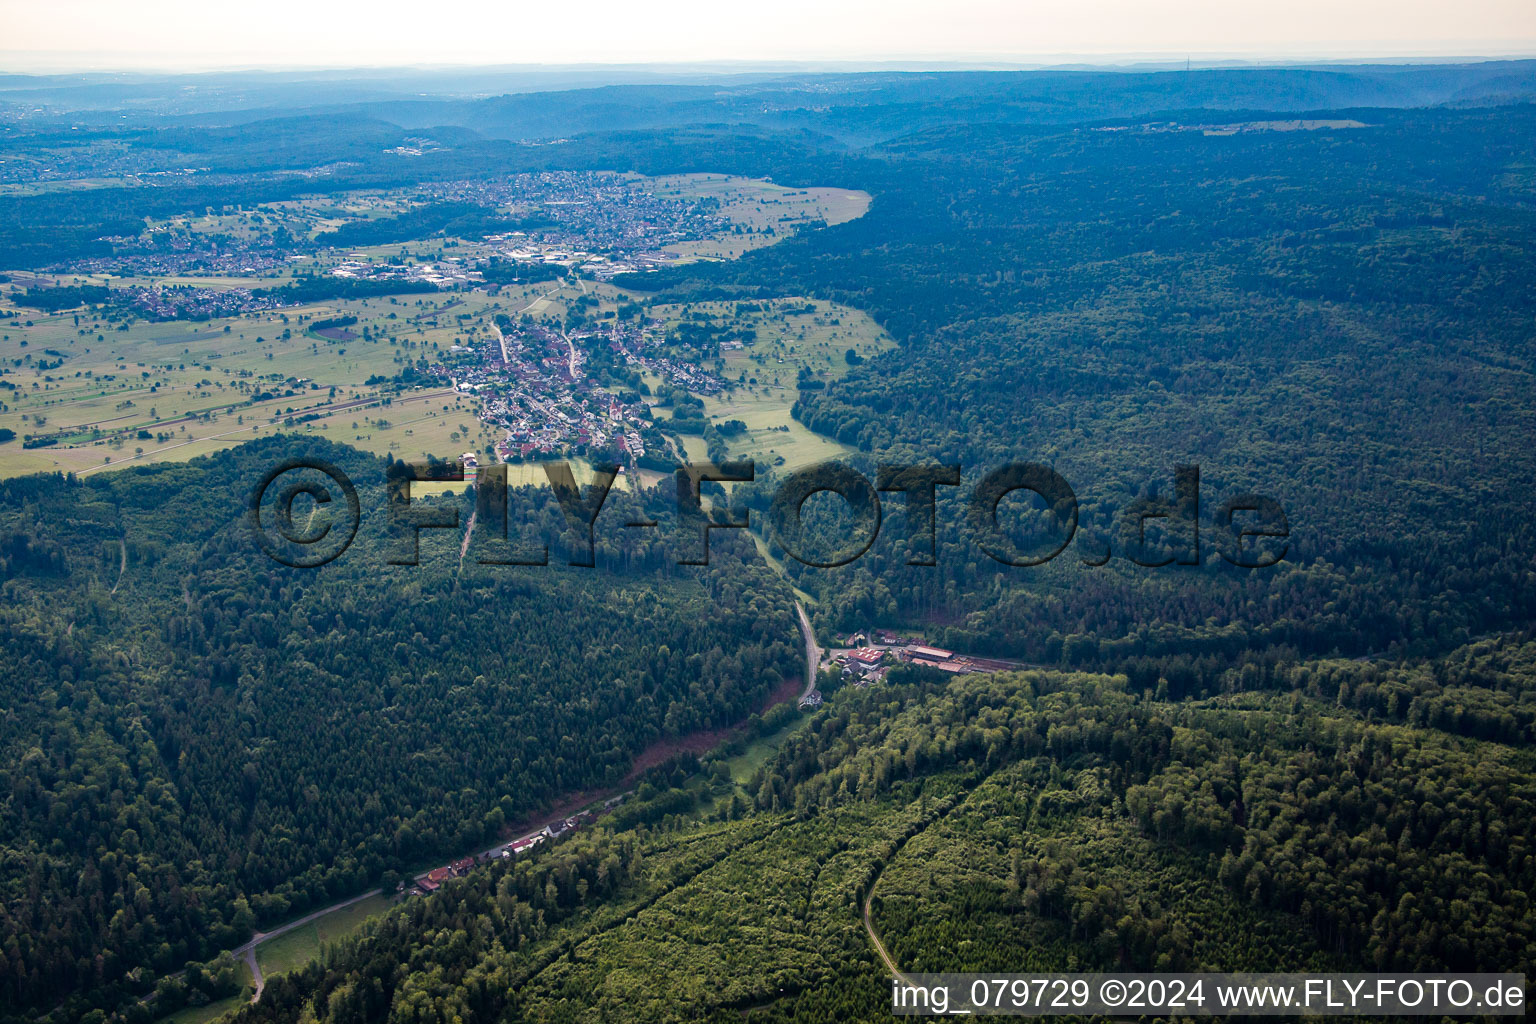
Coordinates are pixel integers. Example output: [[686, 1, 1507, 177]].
[[249, 456, 1290, 570]]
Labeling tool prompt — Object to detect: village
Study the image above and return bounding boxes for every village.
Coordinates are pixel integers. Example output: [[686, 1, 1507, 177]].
[[65, 229, 300, 279], [434, 310, 726, 467], [45, 169, 734, 285], [436, 316, 650, 464], [116, 283, 287, 320], [431, 169, 732, 275]]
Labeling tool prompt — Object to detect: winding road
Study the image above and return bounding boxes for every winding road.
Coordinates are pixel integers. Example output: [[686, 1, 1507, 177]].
[[794, 601, 821, 704]]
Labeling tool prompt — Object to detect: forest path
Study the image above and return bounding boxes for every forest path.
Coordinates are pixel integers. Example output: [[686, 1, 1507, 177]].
[[110, 536, 127, 594], [240, 946, 262, 1003], [862, 876, 911, 986], [860, 772, 1021, 988], [459, 507, 476, 566]]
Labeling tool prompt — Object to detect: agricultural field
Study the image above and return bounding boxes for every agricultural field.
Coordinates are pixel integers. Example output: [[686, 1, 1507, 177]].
[[0, 279, 887, 477], [646, 297, 895, 470], [644, 173, 871, 260], [0, 172, 878, 479], [0, 276, 576, 475], [145, 192, 423, 245]]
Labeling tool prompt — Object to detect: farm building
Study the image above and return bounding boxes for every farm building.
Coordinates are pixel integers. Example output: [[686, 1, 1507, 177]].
[[908, 645, 954, 662]]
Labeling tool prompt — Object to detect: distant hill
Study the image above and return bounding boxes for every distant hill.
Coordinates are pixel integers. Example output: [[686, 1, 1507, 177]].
[[5, 61, 1536, 142]]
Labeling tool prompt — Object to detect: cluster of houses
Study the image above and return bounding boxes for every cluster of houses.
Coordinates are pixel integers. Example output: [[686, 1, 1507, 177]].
[[413, 799, 626, 895], [434, 170, 732, 271], [437, 320, 657, 463], [601, 322, 726, 394], [116, 284, 284, 321], [634, 354, 725, 395], [434, 314, 728, 468], [330, 255, 476, 287], [56, 165, 743, 289], [825, 632, 998, 689], [416, 856, 480, 894], [71, 233, 295, 278]]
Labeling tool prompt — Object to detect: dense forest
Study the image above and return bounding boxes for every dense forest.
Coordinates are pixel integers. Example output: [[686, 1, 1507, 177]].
[[214, 638, 1535, 1023], [629, 104, 1536, 672], [1, 65, 1534, 1024], [0, 437, 800, 1022]]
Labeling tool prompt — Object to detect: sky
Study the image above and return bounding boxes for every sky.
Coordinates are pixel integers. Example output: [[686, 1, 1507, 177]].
[[2, 0, 1535, 72]]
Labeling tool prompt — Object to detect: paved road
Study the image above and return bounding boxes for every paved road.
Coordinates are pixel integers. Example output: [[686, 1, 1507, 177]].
[[493, 280, 572, 365], [795, 601, 821, 704], [493, 320, 510, 363], [232, 888, 382, 1002], [230, 794, 603, 1006]]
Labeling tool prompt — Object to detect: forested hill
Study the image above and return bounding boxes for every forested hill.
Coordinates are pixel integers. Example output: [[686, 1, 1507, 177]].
[[622, 103, 1536, 676], [221, 641, 1536, 1023], [0, 66, 1534, 1024], [0, 437, 800, 1024], [9, 62, 1536, 137], [433, 63, 1536, 142]]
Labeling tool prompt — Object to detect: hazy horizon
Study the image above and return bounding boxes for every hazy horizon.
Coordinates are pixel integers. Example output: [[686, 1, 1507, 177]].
[[2, 0, 1533, 74], [4, 52, 1536, 76]]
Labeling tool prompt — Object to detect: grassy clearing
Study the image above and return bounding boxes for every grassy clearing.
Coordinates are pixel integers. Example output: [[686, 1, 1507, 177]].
[[641, 173, 870, 261], [723, 714, 814, 786], [159, 997, 243, 1024], [153, 957, 252, 1024], [643, 296, 894, 470], [254, 892, 396, 981]]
